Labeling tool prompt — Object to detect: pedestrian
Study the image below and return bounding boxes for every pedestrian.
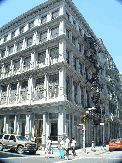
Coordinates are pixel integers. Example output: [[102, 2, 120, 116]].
[[59, 137, 65, 158], [65, 135, 70, 160], [71, 138, 76, 156], [45, 136, 52, 158]]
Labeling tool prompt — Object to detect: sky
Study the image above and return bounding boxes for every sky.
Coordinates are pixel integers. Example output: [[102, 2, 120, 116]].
[[0, 0, 122, 73]]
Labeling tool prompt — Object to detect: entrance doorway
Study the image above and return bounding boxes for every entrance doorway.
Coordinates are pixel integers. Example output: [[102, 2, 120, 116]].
[[50, 123, 57, 141], [22, 123, 25, 136]]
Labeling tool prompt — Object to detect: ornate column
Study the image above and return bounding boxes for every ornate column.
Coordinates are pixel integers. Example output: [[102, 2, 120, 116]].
[[58, 107, 66, 140], [72, 114, 74, 138], [42, 112, 47, 149], [46, 113, 50, 140]]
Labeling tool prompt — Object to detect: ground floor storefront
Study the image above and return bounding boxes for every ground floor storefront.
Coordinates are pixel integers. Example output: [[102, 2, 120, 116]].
[[0, 102, 119, 147]]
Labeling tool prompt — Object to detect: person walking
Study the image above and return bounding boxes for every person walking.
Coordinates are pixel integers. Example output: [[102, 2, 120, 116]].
[[45, 136, 52, 158], [65, 135, 70, 160], [59, 137, 65, 158], [71, 138, 76, 156]]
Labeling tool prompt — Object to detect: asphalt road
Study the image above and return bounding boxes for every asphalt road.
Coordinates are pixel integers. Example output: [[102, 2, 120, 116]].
[[0, 150, 122, 163]]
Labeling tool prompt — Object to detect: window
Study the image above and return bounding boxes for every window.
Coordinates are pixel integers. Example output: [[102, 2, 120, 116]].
[[66, 30, 70, 39], [20, 26, 24, 34], [1, 50, 5, 58], [73, 81, 78, 104], [24, 57, 31, 66], [66, 51, 70, 64], [73, 20, 76, 29], [11, 84, 17, 90], [78, 43, 81, 52], [27, 37, 33, 47], [41, 15, 47, 24], [4, 35, 8, 42], [0, 135, 3, 139], [29, 21, 34, 29], [2, 86, 7, 92], [73, 56, 76, 70], [14, 60, 20, 69], [12, 31, 16, 38], [22, 81, 28, 88], [66, 12, 69, 20], [9, 46, 14, 54], [9, 135, 15, 140], [72, 36, 76, 46], [40, 32, 47, 42], [51, 27, 59, 39], [50, 48, 59, 65], [49, 74, 59, 98], [79, 62, 82, 75], [4, 135, 10, 140], [66, 76, 70, 100], [38, 52, 46, 65], [17, 42, 23, 51], [35, 77, 44, 100], [52, 10, 59, 19]]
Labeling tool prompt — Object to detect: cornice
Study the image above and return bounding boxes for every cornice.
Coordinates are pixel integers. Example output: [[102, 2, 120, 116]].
[[0, 0, 63, 35]]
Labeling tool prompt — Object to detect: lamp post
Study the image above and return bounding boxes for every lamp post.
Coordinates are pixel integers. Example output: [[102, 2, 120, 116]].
[[88, 107, 96, 149]]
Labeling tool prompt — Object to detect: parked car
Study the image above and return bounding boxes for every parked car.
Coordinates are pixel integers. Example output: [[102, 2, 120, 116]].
[[0, 134, 38, 154], [109, 138, 122, 151]]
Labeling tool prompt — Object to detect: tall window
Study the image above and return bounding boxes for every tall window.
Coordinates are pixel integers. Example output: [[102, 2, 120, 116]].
[[29, 21, 34, 29], [73, 81, 77, 104], [38, 52, 46, 66], [41, 15, 47, 24], [1, 50, 5, 58], [66, 76, 70, 100], [72, 36, 76, 46], [79, 62, 82, 75], [50, 47, 59, 65], [9, 46, 14, 55], [66, 51, 70, 64], [4, 35, 8, 42], [40, 32, 47, 42], [66, 30, 70, 39], [17, 42, 23, 52], [51, 27, 59, 39], [12, 31, 16, 38], [52, 10, 59, 19], [35, 77, 44, 100], [66, 12, 69, 20], [73, 56, 76, 70], [49, 74, 59, 99], [20, 26, 24, 34], [27, 37, 33, 47]]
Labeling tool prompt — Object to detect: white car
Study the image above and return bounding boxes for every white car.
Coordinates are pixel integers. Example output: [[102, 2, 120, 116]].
[[0, 134, 38, 154]]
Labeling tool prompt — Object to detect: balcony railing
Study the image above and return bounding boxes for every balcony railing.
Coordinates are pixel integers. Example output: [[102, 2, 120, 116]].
[[1, 92, 7, 105], [20, 87, 28, 102], [34, 84, 44, 101], [9, 90, 17, 104]]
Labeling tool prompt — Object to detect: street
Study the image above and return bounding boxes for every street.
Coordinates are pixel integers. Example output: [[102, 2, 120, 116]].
[[0, 150, 122, 163]]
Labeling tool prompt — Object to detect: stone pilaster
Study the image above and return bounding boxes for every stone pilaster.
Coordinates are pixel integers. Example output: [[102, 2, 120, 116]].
[[42, 113, 47, 148], [58, 107, 66, 139], [59, 68, 66, 100], [59, 40, 66, 62]]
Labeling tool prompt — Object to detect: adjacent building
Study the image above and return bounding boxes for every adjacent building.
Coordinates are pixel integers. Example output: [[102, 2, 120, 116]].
[[0, 0, 121, 147]]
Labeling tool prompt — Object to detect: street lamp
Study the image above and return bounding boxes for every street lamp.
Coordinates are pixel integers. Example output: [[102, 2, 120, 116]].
[[88, 107, 96, 149]]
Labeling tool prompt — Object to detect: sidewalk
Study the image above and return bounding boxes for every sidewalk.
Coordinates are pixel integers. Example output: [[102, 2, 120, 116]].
[[36, 145, 109, 156]]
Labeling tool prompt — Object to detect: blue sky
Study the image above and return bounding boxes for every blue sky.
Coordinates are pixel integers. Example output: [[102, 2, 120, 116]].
[[0, 0, 122, 73]]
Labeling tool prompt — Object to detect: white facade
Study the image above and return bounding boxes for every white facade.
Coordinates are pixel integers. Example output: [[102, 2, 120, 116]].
[[0, 0, 121, 147]]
